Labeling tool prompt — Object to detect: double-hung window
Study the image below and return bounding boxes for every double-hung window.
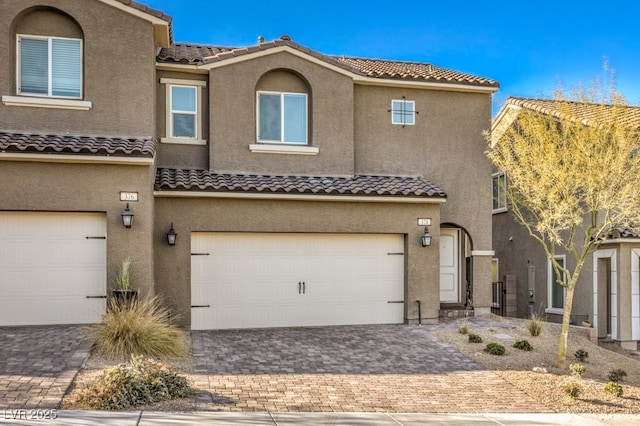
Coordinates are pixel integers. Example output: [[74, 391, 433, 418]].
[[160, 79, 206, 144], [391, 99, 415, 126], [18, 35, 82, 98], [492, 171, 507, 213], [547, 255, 566, 313], [257, 91, 307, 144]]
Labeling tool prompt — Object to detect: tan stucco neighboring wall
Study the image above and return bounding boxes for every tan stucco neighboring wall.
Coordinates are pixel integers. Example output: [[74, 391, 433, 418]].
[[154, 196, 441, 327], [0, 160, 156, 294], [208, 51, 355, 175], [0, 0, 157, 137]]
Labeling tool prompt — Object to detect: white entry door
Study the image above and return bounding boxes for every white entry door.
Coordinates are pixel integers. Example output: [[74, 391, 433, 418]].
[[191, 232, 405, 330], [0, 212, 107, 326], [440, 228, 460, 303]]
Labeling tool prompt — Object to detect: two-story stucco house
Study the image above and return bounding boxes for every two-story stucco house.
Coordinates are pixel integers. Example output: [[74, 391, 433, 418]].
[[0, 0, 499, 329], [492, 97, 640, 349]]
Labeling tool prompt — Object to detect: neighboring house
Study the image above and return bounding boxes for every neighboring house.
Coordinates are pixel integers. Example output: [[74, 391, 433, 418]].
[[0, 0, 499, 329], [492, 97, 640, 349]]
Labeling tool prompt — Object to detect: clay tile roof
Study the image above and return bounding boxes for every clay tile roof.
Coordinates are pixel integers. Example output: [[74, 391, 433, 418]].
[[0, 132, 156, 158], [155, 168, 447, 199], [157, 44, 236, 64], [335, 57, 499, 87], [506, 97, 640, 129], [157, 36, 498, 88]]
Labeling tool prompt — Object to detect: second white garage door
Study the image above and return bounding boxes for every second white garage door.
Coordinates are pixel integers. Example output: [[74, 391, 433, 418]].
[[191, 233, 405, 330]]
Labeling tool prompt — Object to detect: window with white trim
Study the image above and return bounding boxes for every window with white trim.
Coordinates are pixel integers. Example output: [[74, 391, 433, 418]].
[[18, 35, 82, 98], [547, 255, 566, 312], [257, 91, 307, 144], [492, 171, 507, 213], [160, 79, 206, 144], [391, 99, 415, 126]]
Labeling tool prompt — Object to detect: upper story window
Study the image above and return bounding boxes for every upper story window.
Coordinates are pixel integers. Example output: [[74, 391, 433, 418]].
[[492, 171, 507, 213], [391, 99, 415, 126], [160, 78, 206, 145], [18, 35, 82, 98], [257, 91, 308, 144]]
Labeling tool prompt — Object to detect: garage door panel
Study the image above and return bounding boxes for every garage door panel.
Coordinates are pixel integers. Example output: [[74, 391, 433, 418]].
[[0, 212, 106, 326], [191, 233, 405, 330]]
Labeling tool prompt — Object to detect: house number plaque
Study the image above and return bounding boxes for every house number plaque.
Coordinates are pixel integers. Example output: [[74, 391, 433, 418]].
[[119, 191, 139, 202]]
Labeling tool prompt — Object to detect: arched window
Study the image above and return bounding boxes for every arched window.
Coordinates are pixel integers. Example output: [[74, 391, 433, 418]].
[[255, 70, 311, 145]]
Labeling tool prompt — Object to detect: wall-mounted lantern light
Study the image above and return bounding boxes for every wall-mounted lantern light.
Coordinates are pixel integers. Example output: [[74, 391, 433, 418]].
[[121, 203, 134, 228], [421, 226, 432, 247], [166, 223, 177, 246]]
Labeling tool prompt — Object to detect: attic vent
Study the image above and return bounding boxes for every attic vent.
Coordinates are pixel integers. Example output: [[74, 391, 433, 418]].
[[258, 36, 265, 43], [280, 34, 291, 41]]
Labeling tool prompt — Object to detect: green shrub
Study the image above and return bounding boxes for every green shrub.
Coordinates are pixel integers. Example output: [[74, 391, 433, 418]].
[[608, 369, 627, 383], [513, 340, 532, 351], [91, 295, 187, 360], [526, 313, 543, 337], [68, 355, 193, 409], [604, 381, 623, 397], [468, 333, 483, 343], [574, 349, 589, 362], [484, 342, 506, 355], [569, 363, 586, 378], [563, 382, 580, 398]]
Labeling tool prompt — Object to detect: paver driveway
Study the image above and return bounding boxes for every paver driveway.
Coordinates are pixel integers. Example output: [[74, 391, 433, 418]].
[[0, 326, 91, 409], [191, 321, 553, 413]]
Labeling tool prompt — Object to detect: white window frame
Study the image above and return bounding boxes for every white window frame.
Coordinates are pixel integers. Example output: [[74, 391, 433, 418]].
[[546, 255, 566, 314], [492, 171, 507, 213], [391, 99, 416, 126], [17, 34, 83, 99], [256, 91, 308, 145], [160, 78, 206, 145]]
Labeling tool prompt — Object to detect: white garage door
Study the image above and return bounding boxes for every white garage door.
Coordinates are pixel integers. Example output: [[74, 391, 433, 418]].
[[191, 233, 405, 330], [0, 212, 107, 326]]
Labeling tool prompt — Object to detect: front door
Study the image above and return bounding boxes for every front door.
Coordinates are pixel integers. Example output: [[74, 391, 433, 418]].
[[440, 228, 460, 303]]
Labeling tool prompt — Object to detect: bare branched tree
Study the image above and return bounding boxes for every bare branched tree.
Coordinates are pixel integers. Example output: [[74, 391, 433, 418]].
[[487, 82, 640, 368]]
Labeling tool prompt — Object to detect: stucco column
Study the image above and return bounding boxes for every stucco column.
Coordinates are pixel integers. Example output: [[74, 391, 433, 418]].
[[471, 251, 494, 316]]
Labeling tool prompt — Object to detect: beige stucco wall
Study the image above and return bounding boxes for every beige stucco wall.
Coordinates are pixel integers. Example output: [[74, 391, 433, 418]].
[[154, 196, 441, 327], [208, 51, 355, 175], [0, 0, 157, 137], [0, 160, 156, 294]]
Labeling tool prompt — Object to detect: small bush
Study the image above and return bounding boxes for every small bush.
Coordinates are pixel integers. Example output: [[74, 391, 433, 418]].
[[563, 382, 580, 398], [91, 295, 187, 360], [468, 333, 482, 343], [68, 356, 193, 409], [458, 324, 469, 335], [604, 381, 623, 397], [527, 313, 543, 337], [574, 349, 589, 362], [608, 369, 627, 383], [569, 363, 586, 378], [513, 340, 532, 351], [484, 342, 506, 355]]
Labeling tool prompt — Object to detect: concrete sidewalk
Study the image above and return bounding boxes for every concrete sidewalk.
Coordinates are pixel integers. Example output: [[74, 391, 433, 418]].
[[2, 411, 640, 425]]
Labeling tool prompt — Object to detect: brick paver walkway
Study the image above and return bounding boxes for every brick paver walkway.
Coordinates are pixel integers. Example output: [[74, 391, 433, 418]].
[[192, 322, 553, 413], [0, 326, 91, 409]]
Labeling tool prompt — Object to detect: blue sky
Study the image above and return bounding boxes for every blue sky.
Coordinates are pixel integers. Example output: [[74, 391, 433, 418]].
[[145, 0, 640, 113]]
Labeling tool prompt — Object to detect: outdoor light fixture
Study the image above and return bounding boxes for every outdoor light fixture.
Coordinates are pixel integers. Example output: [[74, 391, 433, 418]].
[[421, 226, 432, 247], [166, 223, 177, 246], [121, 203, 134, 228]]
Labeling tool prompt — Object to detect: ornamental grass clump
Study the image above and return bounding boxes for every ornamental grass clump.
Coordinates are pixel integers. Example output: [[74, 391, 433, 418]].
[[91, 295, 187, 360], [526, 313, 543, 337], [68, 355, 193, 410]]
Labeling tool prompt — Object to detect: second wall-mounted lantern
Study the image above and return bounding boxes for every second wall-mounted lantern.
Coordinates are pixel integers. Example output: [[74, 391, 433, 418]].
[[121, 203, 134, 228], [421, 226, 432, 247], [166, 223, 177, 246]]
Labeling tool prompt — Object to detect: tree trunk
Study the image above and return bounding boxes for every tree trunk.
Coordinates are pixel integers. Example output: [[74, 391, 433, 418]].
[[556, 285, 576, 369]]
